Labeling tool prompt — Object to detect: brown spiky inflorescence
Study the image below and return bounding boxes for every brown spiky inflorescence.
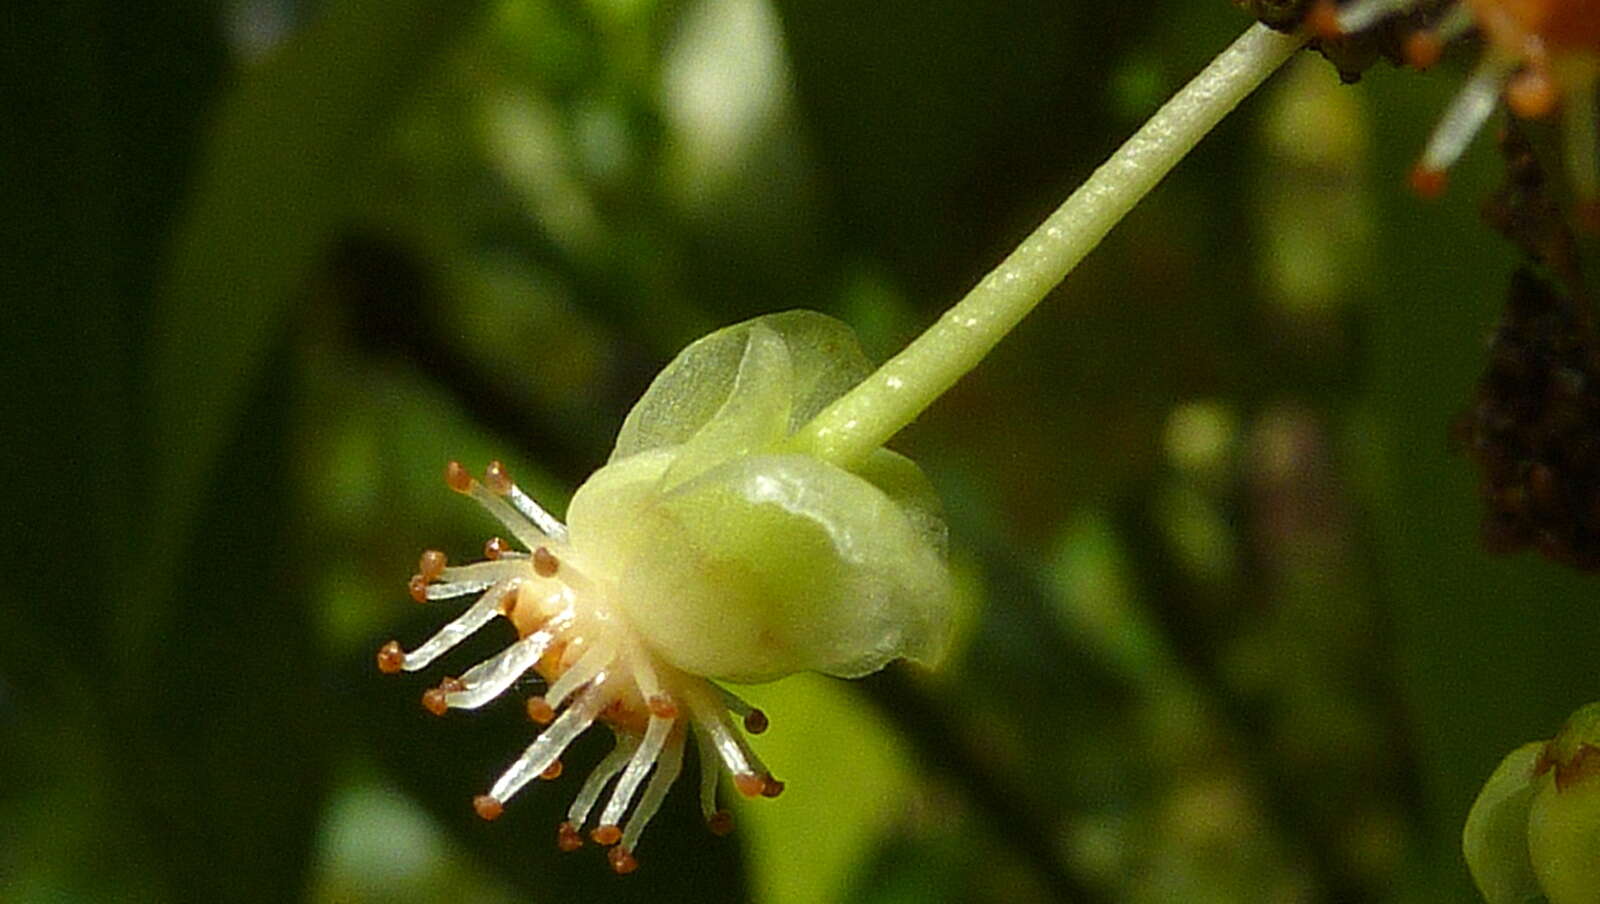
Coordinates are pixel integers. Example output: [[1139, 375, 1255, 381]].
[[1263, 0, 1600, 211], [1454, 269, 1600, 569], [377, 461, 776, 873]]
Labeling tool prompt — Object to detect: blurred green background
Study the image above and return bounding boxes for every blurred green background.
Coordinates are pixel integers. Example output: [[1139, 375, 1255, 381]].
[[8, 0, 1598, 901]]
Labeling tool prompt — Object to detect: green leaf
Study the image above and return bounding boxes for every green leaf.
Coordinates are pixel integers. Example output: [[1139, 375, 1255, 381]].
[[118, 347, 333, 901], [140, 0, 489, 646]]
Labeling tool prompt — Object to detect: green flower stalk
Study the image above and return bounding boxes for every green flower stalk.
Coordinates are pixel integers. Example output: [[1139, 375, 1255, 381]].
[[789, 22, 1303, 470], [378, 20, 1304, 874], [1465, 702, 1600, 904]]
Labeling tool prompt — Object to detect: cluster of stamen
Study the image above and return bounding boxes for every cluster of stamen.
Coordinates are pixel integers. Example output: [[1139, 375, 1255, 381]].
[[377, 460, 782, 873], [1308, 0, 1599, 211]]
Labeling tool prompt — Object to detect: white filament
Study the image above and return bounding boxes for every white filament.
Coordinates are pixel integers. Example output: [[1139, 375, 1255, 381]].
[[598, 714, 674, 829], [402, 582, 516, 671], [1334, 0, 1411, 32], [445, 626, 561, 710], [1419, 55, 1514, 173], [469, 484, 550, 551], [683, 684, 761, 777], [544, 639, 616, 710], [489, 676, 613, 803], [507, 483, 569, 542], [434, 559, 532, 590], [695, 728, 722, 820], [569, 734, 642, 828], [622, 727, 686, 850]]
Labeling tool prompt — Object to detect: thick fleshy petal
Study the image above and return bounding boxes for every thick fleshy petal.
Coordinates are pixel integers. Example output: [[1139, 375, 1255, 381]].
[[607, 452, 953, 683], [565, 448, 675, 574], [854, 447, 949, 559]]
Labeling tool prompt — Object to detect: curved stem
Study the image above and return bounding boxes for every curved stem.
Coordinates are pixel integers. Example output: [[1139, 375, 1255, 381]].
[[789, 22, 1305, 469]]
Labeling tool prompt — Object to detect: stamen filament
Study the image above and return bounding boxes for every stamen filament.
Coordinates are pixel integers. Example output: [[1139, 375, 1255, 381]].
[[489, 675, 614, 804], [683, 684, 764, 778], [695, 728, 722, 823], [467, 481, 550, 551], [716, 685, 758, 718], [507, 483, 570, 542], [435, 559, 533, 587], [569, 734, 643, 829], [423, 577, 495, 601], [445, 627, 562, 710], [1418, 53, 1515, 175], [1335, 0, 1412, 32], [598, 714, 675, 829], [627, 648, 678, 717], [545, 639, 616, 710], [402, 582, 516, 671], [621, 726, 687, 851], [1434, 3, 1475, 42]]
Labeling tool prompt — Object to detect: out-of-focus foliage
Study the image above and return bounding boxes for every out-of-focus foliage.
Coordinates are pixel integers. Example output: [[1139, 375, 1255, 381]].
[[6, 0, 1598, 902]]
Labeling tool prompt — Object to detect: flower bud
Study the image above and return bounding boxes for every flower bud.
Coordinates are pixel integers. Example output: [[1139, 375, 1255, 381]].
[[1465, 702, 1600, 904], [1528, 703, 1600, 904]]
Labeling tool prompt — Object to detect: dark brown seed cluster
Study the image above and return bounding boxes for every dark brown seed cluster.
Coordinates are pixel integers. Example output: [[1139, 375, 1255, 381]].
[[1454, 269, 1600, 569]]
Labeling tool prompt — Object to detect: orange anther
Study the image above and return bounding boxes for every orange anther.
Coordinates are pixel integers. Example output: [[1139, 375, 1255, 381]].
[[423, 677, 462, 716], [608, 846, 639, 875], [527, 697, 555, 724], [407, 573, 428, 603], [743, 709, 769, 734], [1305, 0, 1341, 39], [484, 460, 513, 495], [1506, 68, 1558, 118], [499, 588, 520, 618], [541, 760, 563, 780], [376, 641, 405, 674], [445, 460, 473, 493], [473, 795, 503, 821], [418, 549, 447, 581], [484, 536, 511, 560], [1408, 165, 1448, 199], [734, 773, 766, 798], [533, 547, 560, 578], [1402, 31, 1443, 69], [591, 824, 622, 846], [557, 821, 584, 851], [647, 694, 679, 719], [707, 810, 734, 836], [422, 688, 449, 716], [760, 775, 785, 798]]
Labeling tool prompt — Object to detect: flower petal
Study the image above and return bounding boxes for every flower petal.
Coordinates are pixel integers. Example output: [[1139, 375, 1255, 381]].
[[610, 311, 872, 463], [1464, 741, 1545, 904], [610, 452, 953, 683]]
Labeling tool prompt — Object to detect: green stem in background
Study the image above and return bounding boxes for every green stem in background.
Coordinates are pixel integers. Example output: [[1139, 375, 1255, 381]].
[[789, 22, 1305, 469]]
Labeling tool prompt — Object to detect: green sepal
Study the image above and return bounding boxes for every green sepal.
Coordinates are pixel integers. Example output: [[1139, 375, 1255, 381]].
[[1463, 741, 1544, 904]]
